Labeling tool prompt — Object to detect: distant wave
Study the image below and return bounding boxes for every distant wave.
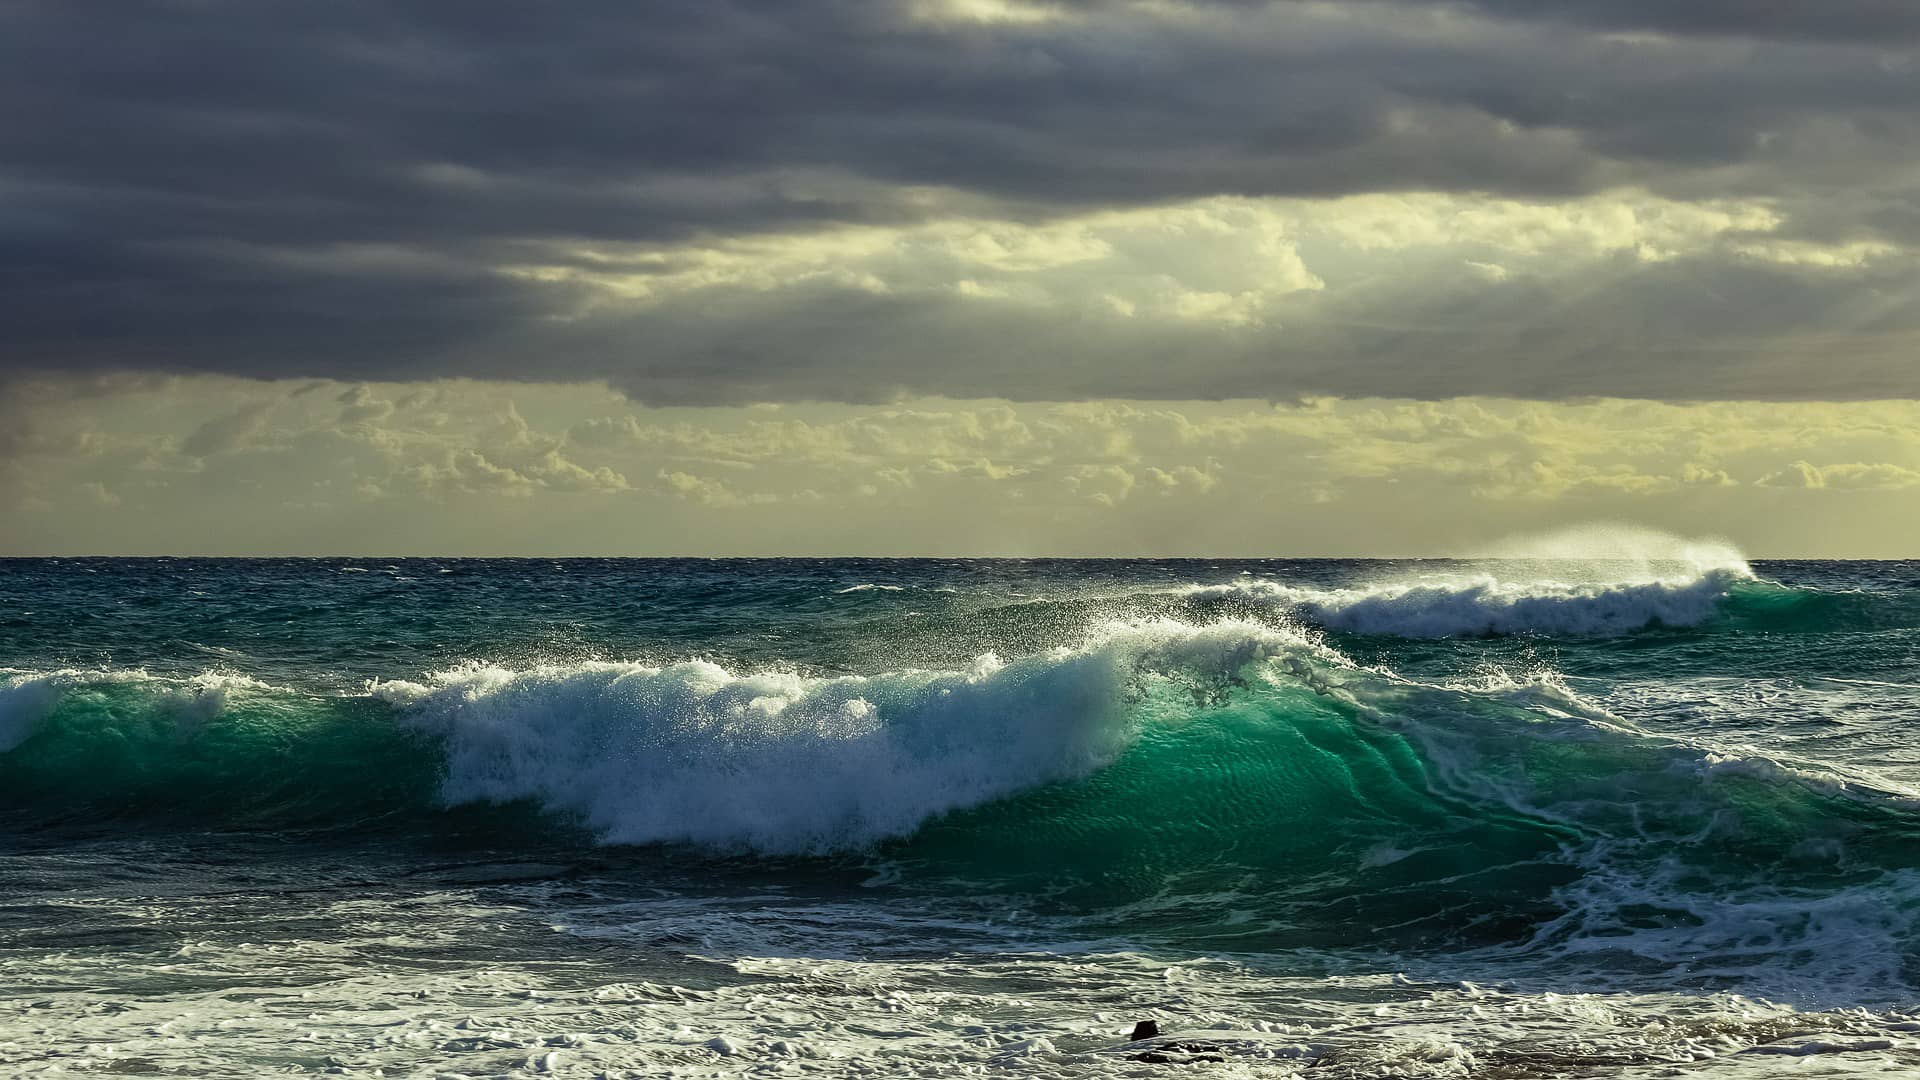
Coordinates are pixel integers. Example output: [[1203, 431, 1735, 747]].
[[1170, 523, 1786, 638], [1181, 566, 1757, 637]]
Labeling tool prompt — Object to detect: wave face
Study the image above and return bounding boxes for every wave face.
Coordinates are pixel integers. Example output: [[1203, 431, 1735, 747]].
[[891, 658, 1920, 989], [0, 668, 441, 828]]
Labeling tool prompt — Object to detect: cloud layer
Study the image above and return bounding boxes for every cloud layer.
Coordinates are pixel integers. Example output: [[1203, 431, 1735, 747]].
[[7, 376, 1919, 555], [3, 1, 1917, 401]]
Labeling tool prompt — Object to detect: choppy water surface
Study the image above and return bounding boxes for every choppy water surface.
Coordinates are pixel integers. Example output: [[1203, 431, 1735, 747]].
[[4, 547, 1920, 1077]]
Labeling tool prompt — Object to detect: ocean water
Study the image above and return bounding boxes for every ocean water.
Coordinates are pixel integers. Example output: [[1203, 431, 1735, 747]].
[[3, 545, 1920, 1077]]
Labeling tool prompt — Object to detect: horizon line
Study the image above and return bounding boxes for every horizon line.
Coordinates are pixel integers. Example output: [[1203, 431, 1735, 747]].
[[0, 552, 1906, 562]]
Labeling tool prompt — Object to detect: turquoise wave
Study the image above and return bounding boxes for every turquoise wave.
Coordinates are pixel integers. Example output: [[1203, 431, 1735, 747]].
[[1716, 577, 1920, 634], [6, 616, 1918, 975], [0, 672, 449, 831]]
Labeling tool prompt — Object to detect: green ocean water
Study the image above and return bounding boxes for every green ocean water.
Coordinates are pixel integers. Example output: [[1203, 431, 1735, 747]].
[[3, 552, 1920, 1076]]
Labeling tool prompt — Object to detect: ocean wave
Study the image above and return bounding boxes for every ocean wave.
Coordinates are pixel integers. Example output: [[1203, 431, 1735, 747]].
[[7, 625, 1920, 977], [1181, 566, 1758, 637], [2, 627, 1900, 865], [0, 620, 1343, 850], [1165, 525, 1774, 638]]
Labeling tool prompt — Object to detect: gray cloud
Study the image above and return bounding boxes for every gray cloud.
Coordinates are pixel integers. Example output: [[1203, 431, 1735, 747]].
[[527, 258, 1920, 404], [1419, 0, 1920, 43], [180, 400, 276, 458], [1, 0, 1916, 401]]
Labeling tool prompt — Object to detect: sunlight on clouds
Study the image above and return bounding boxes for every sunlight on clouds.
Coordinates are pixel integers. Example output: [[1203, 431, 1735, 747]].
[[6, 378, 1920, 555], [500, 187, 1899, 340], [908, 0, 1067, 24], [1757, 461, 1920, 490], [1305, 192, 1781, 261], [1728, 239, 1901, 269], [505, 198, 1327, 326]]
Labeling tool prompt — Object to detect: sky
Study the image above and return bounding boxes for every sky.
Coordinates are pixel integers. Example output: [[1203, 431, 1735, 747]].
[[2, 0, 1917, 555]]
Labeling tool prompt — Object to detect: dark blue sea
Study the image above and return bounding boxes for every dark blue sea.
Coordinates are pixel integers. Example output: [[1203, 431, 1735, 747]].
[[4, 547, 1920, 1076]]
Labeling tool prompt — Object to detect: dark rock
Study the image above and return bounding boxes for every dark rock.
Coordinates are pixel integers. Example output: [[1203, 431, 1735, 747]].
[[1129, 1020, 1160, 1041]]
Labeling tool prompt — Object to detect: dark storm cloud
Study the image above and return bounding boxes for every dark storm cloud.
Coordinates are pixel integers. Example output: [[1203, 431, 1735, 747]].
[[1052, 0, 1920, 44], [0, 0, 1916, 400], [1431, 0, 1920, 44]]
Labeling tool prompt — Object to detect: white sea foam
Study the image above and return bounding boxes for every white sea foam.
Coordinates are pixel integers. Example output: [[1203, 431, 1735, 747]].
[[373, 619, 1339, 855], [10, 894, 1915, 1079], [1474, 523, 1747, 571]]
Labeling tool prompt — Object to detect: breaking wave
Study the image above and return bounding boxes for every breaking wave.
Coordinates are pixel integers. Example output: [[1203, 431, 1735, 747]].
[[0, 621, 1338, 851], [1175, 527, 1768, 636], [5, 612, 1920, 988], [373, 619, 1334, 853]]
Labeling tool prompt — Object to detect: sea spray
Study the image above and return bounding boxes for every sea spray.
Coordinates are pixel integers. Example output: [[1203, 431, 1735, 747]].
[[1475, 523, 1750, 576]]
